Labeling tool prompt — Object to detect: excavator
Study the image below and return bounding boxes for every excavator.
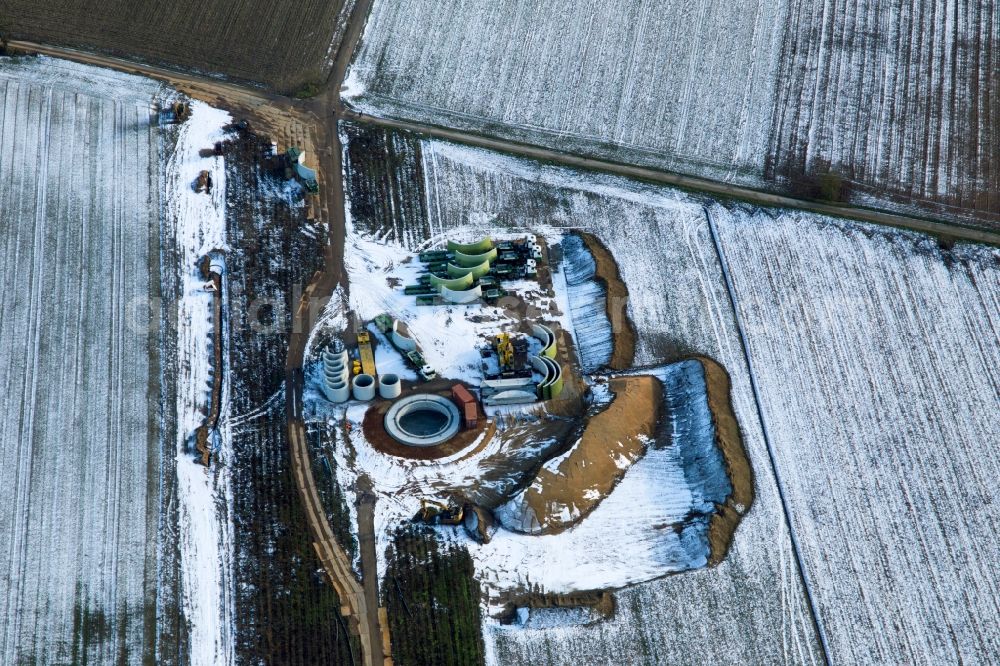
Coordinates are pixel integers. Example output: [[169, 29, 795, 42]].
[[416, 500, 464, 525]]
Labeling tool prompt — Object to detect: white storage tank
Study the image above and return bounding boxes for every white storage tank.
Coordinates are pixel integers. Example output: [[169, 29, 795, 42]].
[[353, 374, 376, 401], [379, 373, 402, 400]]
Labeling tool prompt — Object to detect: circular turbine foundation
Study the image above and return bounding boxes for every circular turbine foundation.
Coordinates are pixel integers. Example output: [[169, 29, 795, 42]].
[[384, 394, 461, 447]]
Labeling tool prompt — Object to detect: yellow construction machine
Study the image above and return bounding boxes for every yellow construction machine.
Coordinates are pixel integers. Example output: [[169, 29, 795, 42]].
[[494, 332, 514, 371], [417, 500, 464, 525]]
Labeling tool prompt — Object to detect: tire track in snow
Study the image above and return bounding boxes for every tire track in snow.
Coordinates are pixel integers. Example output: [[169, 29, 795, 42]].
[[702, 205, 833, 665]]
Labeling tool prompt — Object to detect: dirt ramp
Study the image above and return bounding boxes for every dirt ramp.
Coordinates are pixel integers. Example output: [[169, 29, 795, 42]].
[[498, 376, 661, 534]]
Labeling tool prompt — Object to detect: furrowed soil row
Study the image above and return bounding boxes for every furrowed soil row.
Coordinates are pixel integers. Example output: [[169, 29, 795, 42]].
[[767, 0, 1000, 228], [6, 0, 356, 92], [0, 63, 162, 663]]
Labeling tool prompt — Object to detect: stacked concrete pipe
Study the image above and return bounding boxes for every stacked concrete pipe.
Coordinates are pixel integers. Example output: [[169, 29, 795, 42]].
[[322, 344, 350, 403]]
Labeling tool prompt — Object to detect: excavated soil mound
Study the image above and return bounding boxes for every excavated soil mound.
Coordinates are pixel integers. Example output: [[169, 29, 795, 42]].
[[698, 357, 755, 565], [579, 232, 636, 370], [502, 375, 661, 534]]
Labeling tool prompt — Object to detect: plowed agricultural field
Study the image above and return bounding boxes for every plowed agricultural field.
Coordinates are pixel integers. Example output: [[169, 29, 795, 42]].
[[0, 58, 165, 664], [345, 0, 784, 186], [768, 0, 1000, 228], [6, 0, 354, 91], [711, 206, 1000, 663], [345, 0, 1000, 230]]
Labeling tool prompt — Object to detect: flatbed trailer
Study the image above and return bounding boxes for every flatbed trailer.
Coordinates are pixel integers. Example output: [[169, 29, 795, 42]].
[[357, 331, 377, 376]]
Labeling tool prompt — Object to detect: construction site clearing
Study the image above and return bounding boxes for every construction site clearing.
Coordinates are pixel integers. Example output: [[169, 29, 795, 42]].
[[301, 224, 753, 622], [311, 234, 569, 453]]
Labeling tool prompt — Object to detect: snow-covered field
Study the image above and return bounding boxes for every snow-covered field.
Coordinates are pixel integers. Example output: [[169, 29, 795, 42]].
[[0, 56, 244, 665], [390, 136, 1000, 664], [712, 207, 1000, 663], [342, 134, 825, 664], [769, 0, 999, 225], [164, 100, 236, 666], [347, 0, 999, 228], [0, 58, 163, 663], [345, 0, 785, 185]]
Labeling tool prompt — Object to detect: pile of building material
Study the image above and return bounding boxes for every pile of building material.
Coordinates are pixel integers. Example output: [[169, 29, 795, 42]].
[[480, 325, 564, 406], [321, 340, 350, 403], [373, 314, 437, 381], [451, 384, 479, 429], [404, 236, 541, 305]]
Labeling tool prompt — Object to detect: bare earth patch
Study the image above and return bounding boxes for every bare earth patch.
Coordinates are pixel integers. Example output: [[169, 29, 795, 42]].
[[699, 357, 755, 565], [361, 389, 494, 461], [507, 376, 661, 534]]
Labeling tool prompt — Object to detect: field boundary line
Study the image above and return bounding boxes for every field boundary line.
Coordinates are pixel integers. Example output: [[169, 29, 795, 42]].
[[702, 205, 833, 666], [343, 110, 1000, 248]]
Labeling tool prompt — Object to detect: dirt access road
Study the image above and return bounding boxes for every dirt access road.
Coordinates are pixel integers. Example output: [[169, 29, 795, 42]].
[[340, 110, 1000, 248]]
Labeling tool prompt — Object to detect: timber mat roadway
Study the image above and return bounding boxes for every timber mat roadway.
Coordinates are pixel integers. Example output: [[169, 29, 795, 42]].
[[9, 5, 1000, 665]]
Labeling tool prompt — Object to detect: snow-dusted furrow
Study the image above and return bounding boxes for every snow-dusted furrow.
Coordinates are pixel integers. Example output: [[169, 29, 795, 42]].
[[0, 59, 162, 664], [712, 206, 1000, 664], [346, 0, 785, 186], [349, 0, 997, 227], [768, 0, 999, 226]]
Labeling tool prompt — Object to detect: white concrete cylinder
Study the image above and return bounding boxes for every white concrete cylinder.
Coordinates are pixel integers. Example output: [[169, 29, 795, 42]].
[[352, 374, 376, 401], [378, 373, 402, 400], [323, 348, 348, 367]]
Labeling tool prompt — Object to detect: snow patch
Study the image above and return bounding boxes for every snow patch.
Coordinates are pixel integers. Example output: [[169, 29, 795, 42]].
[[166, 100, 235, 666]]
